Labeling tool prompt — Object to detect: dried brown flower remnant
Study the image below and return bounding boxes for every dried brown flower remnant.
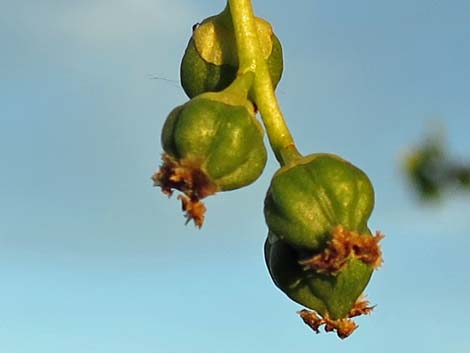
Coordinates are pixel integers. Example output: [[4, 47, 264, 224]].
[[152, 154, 218, 227], [178, 195, 206, 228], [298, 310, 357, 339], [348, 295, 375, 318], [298, 296, 375, 339], [299, 226, 384, 274]]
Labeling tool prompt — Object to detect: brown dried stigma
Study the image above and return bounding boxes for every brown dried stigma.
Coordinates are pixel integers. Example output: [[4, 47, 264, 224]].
[[298, 226, 384, 274], [152, 154, 218, 227], [298, 296, 375, 339]]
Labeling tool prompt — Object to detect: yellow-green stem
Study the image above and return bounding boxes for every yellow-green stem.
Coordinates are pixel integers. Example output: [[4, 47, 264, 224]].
[[227, 0, 301, 166]]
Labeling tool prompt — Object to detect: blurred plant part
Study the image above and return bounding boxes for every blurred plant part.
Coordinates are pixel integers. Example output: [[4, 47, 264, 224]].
[[404, 132, 470, 200]]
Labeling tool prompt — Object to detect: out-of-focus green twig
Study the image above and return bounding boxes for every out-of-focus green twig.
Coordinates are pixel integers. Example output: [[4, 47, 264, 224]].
[[404, 133, 470, 200]]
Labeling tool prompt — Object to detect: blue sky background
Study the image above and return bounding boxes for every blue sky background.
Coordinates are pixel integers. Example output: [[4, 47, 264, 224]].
[[1, 1, 470, 352]]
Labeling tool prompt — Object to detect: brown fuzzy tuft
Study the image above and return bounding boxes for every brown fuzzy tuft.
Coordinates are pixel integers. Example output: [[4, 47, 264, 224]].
[[178, 195, 206, 228], [298, 226, 384, 274], [298, 296, 375, 339], [152, 154, 218, 227], [348, 295, 375, 318], [298, 310, 358, 339]]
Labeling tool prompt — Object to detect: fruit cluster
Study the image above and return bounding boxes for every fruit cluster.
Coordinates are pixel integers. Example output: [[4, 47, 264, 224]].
[[152, 1, 383, 339]]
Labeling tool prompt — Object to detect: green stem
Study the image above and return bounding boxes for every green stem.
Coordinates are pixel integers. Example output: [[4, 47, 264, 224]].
[[228, 0, 302, 166]]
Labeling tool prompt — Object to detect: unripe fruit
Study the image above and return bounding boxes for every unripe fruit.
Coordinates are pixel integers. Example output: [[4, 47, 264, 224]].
[[264, 231, 373, 335], [180, 6, 283, 98], [153, 74, 267, 227], [263, 153, 382, 338], [265, 153, 374, 251]]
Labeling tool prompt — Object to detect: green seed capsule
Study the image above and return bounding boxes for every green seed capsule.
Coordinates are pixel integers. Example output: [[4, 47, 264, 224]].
[[264, 153, 375, 251], [161, 97, 267, 191], [263, 153, 383, 338], [153, 74, 267, 227], [264, 231, 373, 320], [180, 6, 283, 98]]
